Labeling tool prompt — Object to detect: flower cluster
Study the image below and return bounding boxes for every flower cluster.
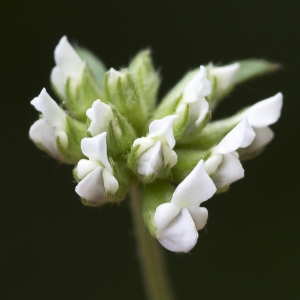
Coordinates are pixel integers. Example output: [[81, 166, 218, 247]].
[[30, 36, 283, 253]]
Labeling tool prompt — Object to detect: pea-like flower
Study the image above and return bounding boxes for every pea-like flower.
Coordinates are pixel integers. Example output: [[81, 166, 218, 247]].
[[74, 132, 119, 203], [175, 66, 211, 133], [131, 115, 178, 179], [29, 88, 69, 163], [154, 160, 216, 253], [239, 93, 283, 158], [51, 36, 85, 100], [204, 118, 255, 190]]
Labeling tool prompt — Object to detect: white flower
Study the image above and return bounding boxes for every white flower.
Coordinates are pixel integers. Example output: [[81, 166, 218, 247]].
[[154, 160, 216, 253], [204, 118, 255, 189], [29, 88, 69, 161], [86, 99, 113, 136], [75, 132, 119, 203], [133, 115, 178, 177], [176, 66, 211, 129], [208, 62, 240, 91], [239, 93, 283, 155], [50, 36, 85, 100]]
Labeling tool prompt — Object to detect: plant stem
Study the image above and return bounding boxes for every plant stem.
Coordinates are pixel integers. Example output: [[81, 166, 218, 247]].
[[129, 181, 175, 300]]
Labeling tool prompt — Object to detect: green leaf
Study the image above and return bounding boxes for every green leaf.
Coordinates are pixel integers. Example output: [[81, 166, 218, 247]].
[[233, 59, 281, 85]]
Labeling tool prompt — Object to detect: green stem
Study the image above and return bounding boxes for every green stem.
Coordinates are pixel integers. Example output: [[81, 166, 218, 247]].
[[129, 181, 175, 300]]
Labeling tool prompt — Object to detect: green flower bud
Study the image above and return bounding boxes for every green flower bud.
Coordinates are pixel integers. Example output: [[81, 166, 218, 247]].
[[129, 49, 161, 112], [104, 68, 148, 134]]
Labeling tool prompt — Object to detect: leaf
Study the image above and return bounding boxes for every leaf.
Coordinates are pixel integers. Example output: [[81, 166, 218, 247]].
[[233, 59, 281, 85]]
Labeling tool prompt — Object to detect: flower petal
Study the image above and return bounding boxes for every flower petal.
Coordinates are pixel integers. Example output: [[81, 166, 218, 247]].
[[171, 160, 217, 207], [244, 93, 283, 127], [148, 115, 178, 148], [187, 206, 208, 230], [212, 152, 244, 189], [86, 100, 112, 136], [214, 118, 255, 154], [54, 36, 85, 79], [133, 137, 156, 157], [156, 207, 198, 253], [29, 119, 60, 158], [239, 127, 274, 156], [183, 66, 211, 103], [187, 96, 209, 128], [50, 66, 67, 99], [76, 159, 99, 180], [75, 166, 107, 203], [209, 63, 240, 90], [137, 141, 163, 176], [161, 143, 178, 169], [80, 132, 111, 171], [154, 203, 181, 231], [102, 169, 119, 194], [31, 89, 66, 128]]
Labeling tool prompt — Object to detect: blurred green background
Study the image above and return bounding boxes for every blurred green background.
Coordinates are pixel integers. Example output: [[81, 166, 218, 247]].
[[2, 0, 299, 299]]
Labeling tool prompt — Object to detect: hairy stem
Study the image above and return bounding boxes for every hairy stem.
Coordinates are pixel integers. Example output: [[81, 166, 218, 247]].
[[129, 181, 175, 300]]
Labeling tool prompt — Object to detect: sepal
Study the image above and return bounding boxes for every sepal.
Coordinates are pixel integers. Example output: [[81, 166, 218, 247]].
[[143, 180, 175, 237]]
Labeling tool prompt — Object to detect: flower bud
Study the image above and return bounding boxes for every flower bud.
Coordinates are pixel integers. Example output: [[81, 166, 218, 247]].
[[128, 49, 161, 112], [104, 68, 147, 134]]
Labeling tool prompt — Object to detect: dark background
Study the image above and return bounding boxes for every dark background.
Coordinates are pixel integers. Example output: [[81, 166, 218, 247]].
[[2, 0, 300, 299]]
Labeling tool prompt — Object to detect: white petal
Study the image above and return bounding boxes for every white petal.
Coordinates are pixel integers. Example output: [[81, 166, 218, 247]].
[[239, 127, 274, 156], [187, 206, 208, 230], [133, 137, 156, 157], [102, 169, 119, 194], [171, 160, 217, 207], [156, 207, 198, 253], [75, 166, 107, 203], [31, 88, 66, 129], [204, 153, 223, 175], [81, 132, 111, 172], [154, 203, 181, 231], [50, 66, 67, 99], [244, 93, 283, 127], [183, 66, 211, 103], [29, 119, 60, 157], [210, 63, 240, 90], [214, 118, 255, 154], [161, 144, 178, 169], [148, 115, 178, 148], [212, 152, 244, 189], [108, 68, 124, 83], [137, 141, 163, 176], [86, 100, 112, 136], [76, 159, 99, 180], [54, 36, 85, 79]]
